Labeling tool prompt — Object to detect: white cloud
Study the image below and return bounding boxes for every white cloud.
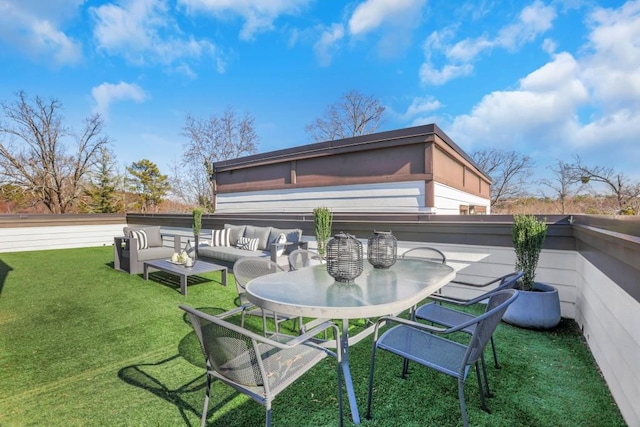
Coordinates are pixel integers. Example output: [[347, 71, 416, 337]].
[[92, 82, 147, 118], [178, 0, 311, 41], [448, 52, 588, 151], [91, 0, 219, 75], [442, 0, 640, 174], [0, 0, 82, 66], [314, 23, 344, 66], [348, 0, 426, 35], [420, 1, 557, 86]]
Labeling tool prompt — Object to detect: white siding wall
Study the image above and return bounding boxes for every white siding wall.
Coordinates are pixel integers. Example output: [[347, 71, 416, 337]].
[[575, 255, 640, 427], [216, 181, 433, 213], [0, 223, 127, 253], [434, 182, 491, 214]]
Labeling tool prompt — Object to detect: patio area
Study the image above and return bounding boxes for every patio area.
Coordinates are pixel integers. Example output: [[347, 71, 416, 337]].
[[0, 246, 626, 426]]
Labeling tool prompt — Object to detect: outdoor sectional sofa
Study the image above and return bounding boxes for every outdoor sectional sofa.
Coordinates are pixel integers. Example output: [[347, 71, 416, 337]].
[[196, 224, 306, 268]]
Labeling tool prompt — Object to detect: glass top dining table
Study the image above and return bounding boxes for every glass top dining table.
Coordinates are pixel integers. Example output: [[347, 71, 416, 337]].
[[245, 258, 456, 424]]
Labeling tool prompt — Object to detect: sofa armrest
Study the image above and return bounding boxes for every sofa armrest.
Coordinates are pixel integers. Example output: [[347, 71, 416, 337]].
[[269, 240, 308, 263], [160, 233, 182, 252]]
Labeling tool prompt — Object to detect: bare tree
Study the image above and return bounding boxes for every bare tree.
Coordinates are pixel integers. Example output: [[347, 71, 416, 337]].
[[305, 90, 385, 142], [0, 91, 110, 213], [176, 107, 259, 209], [540, 159, 583, 214], [472, 148, 534, 206], [570, 156, 640, 214]]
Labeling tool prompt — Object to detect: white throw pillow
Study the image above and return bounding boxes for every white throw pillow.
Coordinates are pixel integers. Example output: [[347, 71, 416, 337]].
[[129, 230, 148, 250], [237, 237, 259, 251], [211, 228, 230, 247]]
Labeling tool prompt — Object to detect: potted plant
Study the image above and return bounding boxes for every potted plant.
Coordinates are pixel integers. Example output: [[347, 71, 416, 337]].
[[502, 214, 561, 329], [313, 206, 333, 259], [191, 207, 204, 257]]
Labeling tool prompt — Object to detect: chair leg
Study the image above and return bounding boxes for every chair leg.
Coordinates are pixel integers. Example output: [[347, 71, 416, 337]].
[[366, 345, 379, 419], [401, 357, 410, 378], [265, 407, 271, 427], [475, 362, 490, 413], [201, 374, 211, 427], [490, 336, 500, 368], [458, 376, 469, 427], [480, 354, 494, 398], [337, 361, 344, 427]]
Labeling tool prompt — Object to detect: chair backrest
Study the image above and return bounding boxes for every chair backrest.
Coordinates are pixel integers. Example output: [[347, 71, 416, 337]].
[[463, 271, 524, 305], [464, 289, 519, 366], [182, 305, 266, 389], [233, 257, 285, 290], [288, 249, 323, 271], [401, 247, 446, 264]]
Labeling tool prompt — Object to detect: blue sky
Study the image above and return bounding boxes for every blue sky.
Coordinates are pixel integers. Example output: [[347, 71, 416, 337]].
[[1, 0, 638, 189]]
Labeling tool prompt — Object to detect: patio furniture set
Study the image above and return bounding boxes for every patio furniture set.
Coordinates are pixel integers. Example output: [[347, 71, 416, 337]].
[[114, 225, 522, 426]]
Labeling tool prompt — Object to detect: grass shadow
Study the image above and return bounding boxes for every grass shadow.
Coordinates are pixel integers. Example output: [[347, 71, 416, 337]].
[[145, 271, 214, 294], [0, 257, 14, 297]]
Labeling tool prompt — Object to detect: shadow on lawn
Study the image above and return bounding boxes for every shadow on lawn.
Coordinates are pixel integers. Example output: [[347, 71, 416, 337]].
[[144, 271, 214, 294], [0, 257, 13, 297], [118, 307, 243, 426]]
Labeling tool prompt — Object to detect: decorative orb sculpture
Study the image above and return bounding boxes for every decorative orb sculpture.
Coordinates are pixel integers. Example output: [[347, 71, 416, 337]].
[[367, 230, 397, 269], [326, 232, 363, 282]]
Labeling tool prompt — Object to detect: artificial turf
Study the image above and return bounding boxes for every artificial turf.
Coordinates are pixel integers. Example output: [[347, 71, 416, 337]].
[[0, 246, 626, 426]]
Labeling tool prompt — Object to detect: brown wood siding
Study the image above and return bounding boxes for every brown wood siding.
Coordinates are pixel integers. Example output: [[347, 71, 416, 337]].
[[216, 162, 291, 191], [433, 146, 465, 188]]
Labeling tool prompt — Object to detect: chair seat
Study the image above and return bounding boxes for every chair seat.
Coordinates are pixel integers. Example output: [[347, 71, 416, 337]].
[[415, 302, 477, 335], [377, 324, 470, 379], [213, 332, 329, 401]]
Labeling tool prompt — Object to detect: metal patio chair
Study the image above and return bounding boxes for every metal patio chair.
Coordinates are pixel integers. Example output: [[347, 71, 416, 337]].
[[400, 246, 447, 264], [366, 289, 519, 427], [288, 248, 323, 271], [180, 304, 343, 427], [233, 257, 296, 334], [413, 271, 524, 372]]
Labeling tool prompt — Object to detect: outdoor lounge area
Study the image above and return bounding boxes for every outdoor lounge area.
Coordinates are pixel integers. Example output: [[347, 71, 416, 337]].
[[0, 244, 627, 426]]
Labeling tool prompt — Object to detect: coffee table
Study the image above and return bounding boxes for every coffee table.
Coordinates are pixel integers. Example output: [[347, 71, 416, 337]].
[[143, 259, 227, 295]]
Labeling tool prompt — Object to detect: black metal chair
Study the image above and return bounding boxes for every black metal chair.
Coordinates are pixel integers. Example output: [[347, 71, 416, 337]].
[[180, 304, 343, 427], [366, 289, 519, 427]]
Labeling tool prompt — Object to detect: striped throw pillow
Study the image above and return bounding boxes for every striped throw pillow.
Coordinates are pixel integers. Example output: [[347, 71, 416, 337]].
[[212, 228, 230, 247], [129, 230, 148, 250], [237, 237, 259, 251]]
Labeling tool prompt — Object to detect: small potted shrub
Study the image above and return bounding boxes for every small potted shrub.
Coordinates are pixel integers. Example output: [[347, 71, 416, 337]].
[[313, 206, 333, 259], [191, 207, 204, 257], [503, 214, 561, 329]]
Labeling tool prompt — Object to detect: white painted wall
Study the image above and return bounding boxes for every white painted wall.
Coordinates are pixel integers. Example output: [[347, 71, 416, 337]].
[[216, 181, 433, 213], [575, 255, 639, 427], [434, 182, 491, 214], [0, 223, 127, 253]]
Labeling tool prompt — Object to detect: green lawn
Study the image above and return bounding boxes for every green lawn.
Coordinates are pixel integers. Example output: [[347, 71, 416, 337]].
[[0, 246, 626, 426]]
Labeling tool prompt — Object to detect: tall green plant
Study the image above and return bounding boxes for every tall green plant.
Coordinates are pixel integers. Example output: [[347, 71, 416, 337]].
[[192, 207, 203, 237], [313, 206, 333, 258], [512, 214, 547, 291]]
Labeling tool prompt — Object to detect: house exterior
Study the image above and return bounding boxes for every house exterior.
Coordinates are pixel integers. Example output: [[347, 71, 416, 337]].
[[211, 124, 491, 214]]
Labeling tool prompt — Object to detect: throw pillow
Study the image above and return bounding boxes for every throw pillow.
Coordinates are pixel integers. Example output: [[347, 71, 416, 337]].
[[212, 228, 230, 247], [129, 229, 148, 250], [237, 237, 259, 251]]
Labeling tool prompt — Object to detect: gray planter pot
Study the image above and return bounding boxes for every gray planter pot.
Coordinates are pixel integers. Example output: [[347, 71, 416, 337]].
[[503, 282, 561, 330]]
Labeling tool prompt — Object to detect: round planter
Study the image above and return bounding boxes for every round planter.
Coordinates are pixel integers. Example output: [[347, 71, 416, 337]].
[[503, 282, 561, 330]]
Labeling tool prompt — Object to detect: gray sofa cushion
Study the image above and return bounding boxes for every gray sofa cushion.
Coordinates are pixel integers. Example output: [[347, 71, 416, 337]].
[[198, 245, 270, 264], [269, 227, 303, 254], [243, 225, 272, 250], [123, 225, 162, 247], [224, 224, 246, 246]]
